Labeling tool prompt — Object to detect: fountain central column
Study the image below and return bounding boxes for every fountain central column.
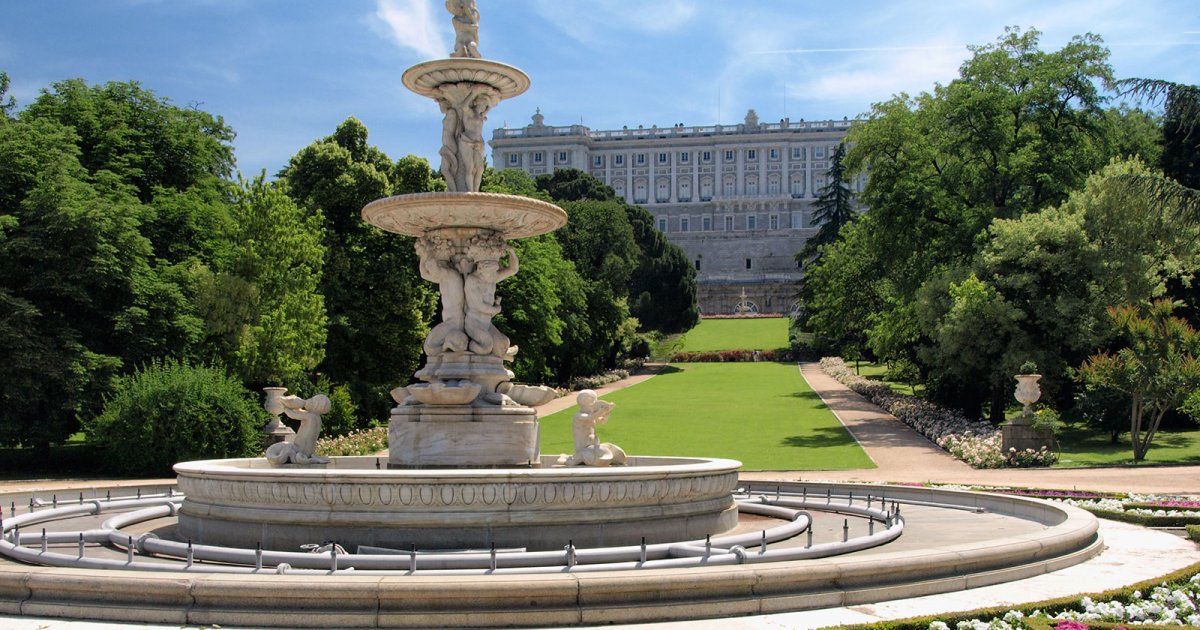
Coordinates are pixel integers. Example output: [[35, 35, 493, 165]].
[[361, 1, 566, 468]]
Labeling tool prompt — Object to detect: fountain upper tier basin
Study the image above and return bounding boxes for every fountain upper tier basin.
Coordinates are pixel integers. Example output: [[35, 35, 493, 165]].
[[175, 455, 740, 552], [362, 192, 567, 239]]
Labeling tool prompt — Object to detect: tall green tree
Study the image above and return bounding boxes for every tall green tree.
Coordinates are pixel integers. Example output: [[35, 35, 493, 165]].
[[799, 142, 856, 263], [534, 168, 699, 335], [197, 175, 327, 386], [623, 203, 699, 333], [535, 168, 615, 202], [282, 118, 436, 421], [1077, 300, 1200, 462], [802, 28, 1125, 413], [21, 78, 235, 203]]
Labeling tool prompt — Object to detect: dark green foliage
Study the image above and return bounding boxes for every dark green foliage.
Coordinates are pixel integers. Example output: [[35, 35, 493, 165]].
[[483, 167, 544, 198], [623, 203, 699, 333], [21, 78, 235, 202], [1073, 382, 1129, 443], [798, 142, 856, 264], [0, 71, 15, 118], [197, 174, 327, 387], [554, 199, 639, 377], [0, 77, 244, 447], [493, 234, 577, 383], [85, 360, 266, 475], [535, 167, 615, 201], [392, 154, 447, 194], [282, 119, 436, 420], [1159, 83, 1200, 190]]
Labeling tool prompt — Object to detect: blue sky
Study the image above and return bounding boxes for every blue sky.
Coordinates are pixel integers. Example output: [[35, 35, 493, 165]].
[[3, 1, 1198, 177]]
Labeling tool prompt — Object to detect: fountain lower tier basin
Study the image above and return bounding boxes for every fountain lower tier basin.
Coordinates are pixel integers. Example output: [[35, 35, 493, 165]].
[[174, 456, 740, 552], [361, 192, 567, 239]]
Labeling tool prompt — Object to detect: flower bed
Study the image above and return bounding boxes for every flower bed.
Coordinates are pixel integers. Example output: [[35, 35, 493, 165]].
[[839, 562, 1200, 629], [316, 426, 387, 457], [1053, 494, 1200, 526], [820, 357, 1057, 469]]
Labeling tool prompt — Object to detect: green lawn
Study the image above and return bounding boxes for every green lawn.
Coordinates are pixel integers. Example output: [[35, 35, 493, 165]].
[[540, 362, 874, 470], [1054, 424, 1200, 467], [679, 317, 790, 352], [853, 362, 925, 397]]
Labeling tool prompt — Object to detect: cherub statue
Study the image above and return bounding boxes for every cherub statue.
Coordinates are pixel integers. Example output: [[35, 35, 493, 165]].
[[558, 390, 626, 467], [446, 0, 480, 58], [265, 394, 332, 466], [464, 242, 518, 357], [416, 237, 469, 355]]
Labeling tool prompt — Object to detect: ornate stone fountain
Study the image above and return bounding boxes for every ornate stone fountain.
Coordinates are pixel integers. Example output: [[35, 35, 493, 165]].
[[361, 1, 565, 469], [173, 2, 739, 551]]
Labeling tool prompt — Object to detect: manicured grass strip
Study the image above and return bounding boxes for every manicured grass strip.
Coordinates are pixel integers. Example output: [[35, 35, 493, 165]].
[[678, 317, 789, 352], [1054, 424, 1200, 467], [539, 362, 874, 471]]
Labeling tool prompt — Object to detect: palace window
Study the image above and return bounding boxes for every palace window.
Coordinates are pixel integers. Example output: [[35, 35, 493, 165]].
[[746, 149, 757, 160], [679, 180, 692, 201], [557, 151, 568, 163], [680, 217, 690, 232], [769, 148, 779, 160], [658, 152, 669, 164], [745, 258, 753, 270], [769, 214, 779, 230], [508, 154, 520, 165], [791, 147, 803, 159], [702, 216, 712, 231], [679, 152, 689, 163], [614, 154, 625, 166], [636, 153, 647, 165], [747, 215, 757, 230], [724, 149, 735, 162], [767, 175, 781, 195], [701, 150, 712, 162], [593, 155, 604, 167], [533, 152, 544, 164], [814, 146, 825, 159], [724, 215, 734, 231], [746, 178, 758, 196], [657, 217, 667, 232]]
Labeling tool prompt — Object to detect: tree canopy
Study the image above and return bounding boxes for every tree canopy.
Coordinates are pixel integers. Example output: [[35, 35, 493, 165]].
[[796, 28, 1188, 421]]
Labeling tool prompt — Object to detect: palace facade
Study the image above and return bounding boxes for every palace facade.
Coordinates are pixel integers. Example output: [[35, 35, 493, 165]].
[[489, 109, 862, 315]]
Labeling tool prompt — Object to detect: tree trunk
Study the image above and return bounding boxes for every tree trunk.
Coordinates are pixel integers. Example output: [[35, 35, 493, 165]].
[[989, 381, 1006, 424], [1130, 394, 1144, 462], [1139, 407, 1168, 462]]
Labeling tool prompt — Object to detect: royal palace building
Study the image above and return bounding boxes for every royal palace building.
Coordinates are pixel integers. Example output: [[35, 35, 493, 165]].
[[490, 109, 863, 315]]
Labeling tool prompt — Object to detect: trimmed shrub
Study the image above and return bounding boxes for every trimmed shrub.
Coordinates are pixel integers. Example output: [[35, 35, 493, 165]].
[[86, 360, 267, 475]]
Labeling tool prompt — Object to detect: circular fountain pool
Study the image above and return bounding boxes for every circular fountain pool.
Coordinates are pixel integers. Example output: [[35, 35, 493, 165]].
[[174, 456, 741, 551]]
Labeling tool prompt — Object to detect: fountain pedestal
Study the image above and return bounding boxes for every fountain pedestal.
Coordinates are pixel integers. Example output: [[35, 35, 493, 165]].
[[389, 405, 539, 468]]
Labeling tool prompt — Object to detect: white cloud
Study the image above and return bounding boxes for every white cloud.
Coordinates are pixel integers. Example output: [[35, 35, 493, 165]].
[[530, 0, 697, 46], [794, 45, 968, 104], [372, 0, 448, 59]]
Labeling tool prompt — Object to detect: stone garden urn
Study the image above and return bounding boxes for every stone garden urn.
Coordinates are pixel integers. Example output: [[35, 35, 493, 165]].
[[1013, 374, 1042, 425], [1003, 373, 1052, 455]]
